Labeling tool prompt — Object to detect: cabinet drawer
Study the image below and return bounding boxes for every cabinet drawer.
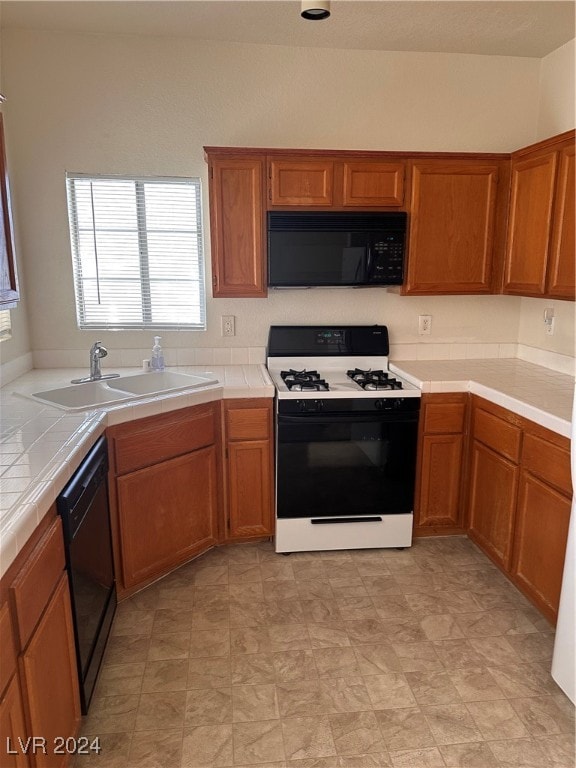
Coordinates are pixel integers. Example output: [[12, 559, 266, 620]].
[[473, 407, 522, 463], [113, 404, 216, 475], [10, 518, 65, 650], [423, 401, 466, 434], [522, 432, 571, 496], [0, 602, 17, 695], [225, 403, 271, 441]]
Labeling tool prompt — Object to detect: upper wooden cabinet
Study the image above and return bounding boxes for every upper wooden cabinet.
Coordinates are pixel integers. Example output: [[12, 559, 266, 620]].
[[404, 161, 502, 294], [0, 114, 19, 308], [205, 133, 573, 299], [547, 142, 575, 299], [206, 154, 266, 298], [267, 157, 405, 208], [504, 130, 575, 300], [268, 159, 335, 206]]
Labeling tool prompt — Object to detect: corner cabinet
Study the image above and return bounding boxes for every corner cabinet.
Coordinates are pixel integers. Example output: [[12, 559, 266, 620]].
[[221, 399, 274, 541], [413, 393, 468, 535], [108, 403, 221, 594], [504, 130, 575, 300], [205, 153, 267, 298], [403, 160, 505, 294], [466, 396, 572, 623]]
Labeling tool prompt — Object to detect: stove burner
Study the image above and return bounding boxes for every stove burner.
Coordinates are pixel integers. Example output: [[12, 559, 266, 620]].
[[346, 368, 403, 391], [281, 369, 330, 392]]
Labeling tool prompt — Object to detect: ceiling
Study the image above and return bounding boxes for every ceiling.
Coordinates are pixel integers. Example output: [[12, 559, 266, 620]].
[[1, 1, 575, 58]]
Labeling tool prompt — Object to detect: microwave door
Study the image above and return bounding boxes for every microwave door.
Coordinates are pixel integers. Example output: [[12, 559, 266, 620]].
[[341, 246, 367, 284]]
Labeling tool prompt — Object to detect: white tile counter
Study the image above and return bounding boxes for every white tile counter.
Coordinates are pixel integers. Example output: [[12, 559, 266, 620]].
[[390, 358, 574, 438], [0, 365, 274, 577]]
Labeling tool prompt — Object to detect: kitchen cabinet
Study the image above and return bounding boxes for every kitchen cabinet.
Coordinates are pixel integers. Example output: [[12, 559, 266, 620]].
[[9, 517, 80, 768], [504, 130, 575, 300], [466, 396, 572, 623], [0, 603, 28, 767], [108, 403, 221, 593], [512, 428, 572, 623], [205, 153, 266, 298], [267, 156, 404, 208], [414, 393, 468, 535], [268, 158, 335, 206], [467, 398, 522, 570], [404, 160, 504, 294], [222, 399, 274, 540], [547, 141, 575, 299], [0, 114, 19, 308]]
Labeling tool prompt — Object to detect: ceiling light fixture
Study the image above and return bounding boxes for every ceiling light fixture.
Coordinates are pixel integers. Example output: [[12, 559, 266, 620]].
[[301, 1, 331, 21]]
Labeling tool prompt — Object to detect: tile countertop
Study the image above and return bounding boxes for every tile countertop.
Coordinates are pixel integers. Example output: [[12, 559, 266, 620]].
[[0, 364, 274, 578], [390, 358, 574, 438]]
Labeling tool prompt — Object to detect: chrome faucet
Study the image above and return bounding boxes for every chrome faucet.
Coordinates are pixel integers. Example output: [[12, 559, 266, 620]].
[[71, 342, 120, 384]]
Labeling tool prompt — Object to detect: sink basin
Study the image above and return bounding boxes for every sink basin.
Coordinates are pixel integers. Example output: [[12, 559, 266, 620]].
[[29, 381, 134, 411], [112, 371, 218, 396], [23, 371, 219, 411]]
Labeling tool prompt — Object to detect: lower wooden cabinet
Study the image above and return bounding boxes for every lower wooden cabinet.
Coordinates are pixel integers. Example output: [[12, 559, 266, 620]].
[[117, 446, 219, 588], [0, 676, 29, 767], [468, 439, 519, 569], [466, 396, 572, 623], [222, 399, 274, 540], [414, 393, 468, 534], [3, 516, 80, 768], [511, 428, 572, 623], [18, 575, 80, 768], [108, 402, 221, 593]]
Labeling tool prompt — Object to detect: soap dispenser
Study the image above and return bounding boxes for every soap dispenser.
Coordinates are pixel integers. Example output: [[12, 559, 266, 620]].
[[151, 336, 165, 371]]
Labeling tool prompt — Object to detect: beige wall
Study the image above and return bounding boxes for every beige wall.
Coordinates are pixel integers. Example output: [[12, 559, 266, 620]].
[[0, 28, 573, 367]]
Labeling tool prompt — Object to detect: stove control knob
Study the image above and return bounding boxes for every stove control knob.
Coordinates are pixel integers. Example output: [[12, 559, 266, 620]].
[[374, 399, 387, 410]]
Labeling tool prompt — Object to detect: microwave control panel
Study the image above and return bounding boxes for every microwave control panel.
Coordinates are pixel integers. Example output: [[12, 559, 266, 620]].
[[369, 234, 404, 284]]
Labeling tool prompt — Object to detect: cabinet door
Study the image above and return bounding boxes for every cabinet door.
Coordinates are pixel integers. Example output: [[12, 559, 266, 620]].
[[208, 156, 266, 297], [117, 446, 218, 588], [19, 575, 80, 768], [342, 162, 404, 207], [0, 676, 29, 768], [268, 159, 334, 206], [547, 143, 575, 300], [227, 440, 274, 539], [468, 441, 519, 570], [504, 152, 557, 296], [415, 434, 464, 529], [512, 472, 571, 623], [405, 162, 498, 294]]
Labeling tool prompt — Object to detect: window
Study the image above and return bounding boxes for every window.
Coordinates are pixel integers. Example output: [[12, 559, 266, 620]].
[[66, 174, 206, 330]]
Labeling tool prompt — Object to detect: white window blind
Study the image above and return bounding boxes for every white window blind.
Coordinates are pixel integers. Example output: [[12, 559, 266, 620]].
[[0, 309, 11, 341], [66, 174, 206, 330]]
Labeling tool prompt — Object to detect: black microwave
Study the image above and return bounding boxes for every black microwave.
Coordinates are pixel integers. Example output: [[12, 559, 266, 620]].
[[267, 211, 407, 288]]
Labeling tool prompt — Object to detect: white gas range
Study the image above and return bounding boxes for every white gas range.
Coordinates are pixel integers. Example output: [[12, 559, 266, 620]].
[[267, 325, 422, 554]]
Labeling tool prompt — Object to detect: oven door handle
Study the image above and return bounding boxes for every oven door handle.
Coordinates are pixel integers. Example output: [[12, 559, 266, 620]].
[[277, 413, 418, 425], [311, 516, 383, 524]]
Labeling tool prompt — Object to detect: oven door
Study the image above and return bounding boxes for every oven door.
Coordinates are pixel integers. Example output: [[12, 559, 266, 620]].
[[276, 410, 419, 520]]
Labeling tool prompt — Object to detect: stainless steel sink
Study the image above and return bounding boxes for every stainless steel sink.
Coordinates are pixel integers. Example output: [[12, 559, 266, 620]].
[[23, 371, 219, 411]]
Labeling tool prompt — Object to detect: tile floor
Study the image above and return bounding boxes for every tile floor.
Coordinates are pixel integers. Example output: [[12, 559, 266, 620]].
[[75, 537, 575, 768]]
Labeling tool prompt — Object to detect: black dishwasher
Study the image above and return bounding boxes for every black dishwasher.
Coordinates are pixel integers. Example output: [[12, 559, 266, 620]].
[[57, 435, 116, 714]]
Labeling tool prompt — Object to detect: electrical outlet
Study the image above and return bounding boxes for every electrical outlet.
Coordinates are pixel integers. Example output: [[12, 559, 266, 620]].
[[221, 315, 235, 337], [544, 307, 555, 336], [418, 315, 432, 335]]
